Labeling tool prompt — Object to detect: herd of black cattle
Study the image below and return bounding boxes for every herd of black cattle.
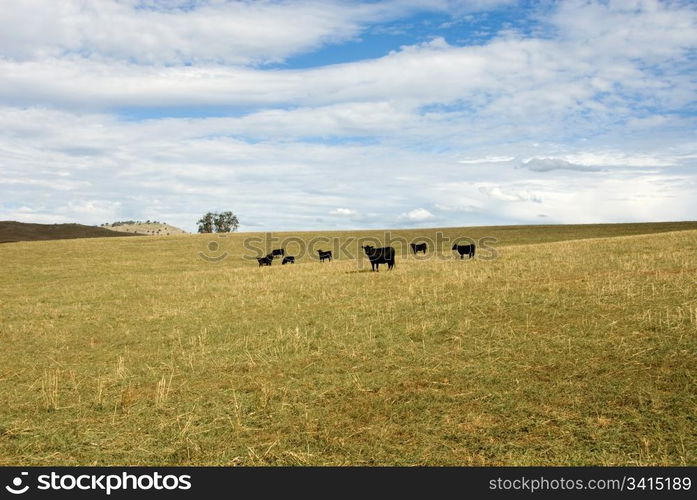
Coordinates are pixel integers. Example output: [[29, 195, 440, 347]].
[[257, 241, 476, 271]]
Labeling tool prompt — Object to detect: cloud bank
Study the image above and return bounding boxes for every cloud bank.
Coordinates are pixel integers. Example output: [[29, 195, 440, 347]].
[[0, 0, 695, 231]]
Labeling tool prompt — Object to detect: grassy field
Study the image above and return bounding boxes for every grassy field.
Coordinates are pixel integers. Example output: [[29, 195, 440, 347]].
[[0, 221, 695, 465]]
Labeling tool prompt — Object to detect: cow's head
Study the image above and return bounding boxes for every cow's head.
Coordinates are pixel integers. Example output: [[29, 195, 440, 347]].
[[362, 245, 375, 256], [451, 244, 458, 250]]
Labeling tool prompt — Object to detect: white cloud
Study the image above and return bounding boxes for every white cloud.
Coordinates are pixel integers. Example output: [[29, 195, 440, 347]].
[[404, 208, 435, 221], [65, 200, 121, 216], [458, 156, 515, 164], [0, 0, 372, 65], [478, 185, 543, 203], [0, 0, 513, 65], [522, 158, 603, 172], [550, 0, 697, 62], [435, 202, 480, 213], [330, 208, 357, 216], [2, 0, 694, 120], [560, 152, 677, 168]]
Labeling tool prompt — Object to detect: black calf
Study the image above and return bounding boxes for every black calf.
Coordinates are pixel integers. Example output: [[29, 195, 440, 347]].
[[257, 254, 274, 266], [318, 249, 332, 262], [410, 242, 427, 255], [452, 243, 475, 259]]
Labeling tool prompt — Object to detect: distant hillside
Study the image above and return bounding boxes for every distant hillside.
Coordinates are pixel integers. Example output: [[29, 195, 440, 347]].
[[0, 221, 139, 243], [102, 221, 187, 236]]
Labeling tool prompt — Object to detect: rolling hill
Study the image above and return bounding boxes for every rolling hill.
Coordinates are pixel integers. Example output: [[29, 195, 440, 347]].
[[102, 221, 187, 236], [0, 221, 139, 243]]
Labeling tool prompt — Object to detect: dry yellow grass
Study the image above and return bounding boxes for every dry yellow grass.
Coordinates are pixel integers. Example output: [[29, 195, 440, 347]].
[[102, 222, 187, 236], [0, 222, 695, 465]]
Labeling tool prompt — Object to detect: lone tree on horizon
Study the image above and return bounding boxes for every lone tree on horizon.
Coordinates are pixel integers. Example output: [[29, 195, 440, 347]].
[[197, 211, 239, 233], [197, 213, 214, 233], [214, 211, 239, 233]]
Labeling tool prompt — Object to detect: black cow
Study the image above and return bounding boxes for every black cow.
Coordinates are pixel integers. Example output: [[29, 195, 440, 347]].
[[362, 245, 395, 271], [257, 254, 274, 266], [452, 243, 476, 259], [318, 249, 332, 262], [271, 248, 285, 257], [410, 242, 427, 255], [282, 256, 295, 265]]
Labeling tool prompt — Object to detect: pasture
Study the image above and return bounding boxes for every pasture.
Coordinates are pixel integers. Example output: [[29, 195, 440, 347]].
[[0, 222, 695, 465]]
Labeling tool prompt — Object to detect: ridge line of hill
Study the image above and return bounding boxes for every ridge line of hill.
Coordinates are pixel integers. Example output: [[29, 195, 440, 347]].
[[0, 221, 140, 243]]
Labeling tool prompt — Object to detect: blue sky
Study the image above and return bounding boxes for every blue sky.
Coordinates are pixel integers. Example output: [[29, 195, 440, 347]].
[[279, 4, 536, 69], [0, 0, 695, 232]]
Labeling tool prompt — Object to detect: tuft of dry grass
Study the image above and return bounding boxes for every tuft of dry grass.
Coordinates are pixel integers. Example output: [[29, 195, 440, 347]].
[[0, 222, 695, 465]]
